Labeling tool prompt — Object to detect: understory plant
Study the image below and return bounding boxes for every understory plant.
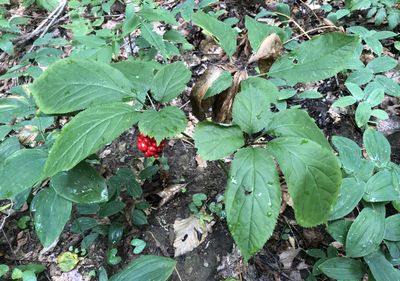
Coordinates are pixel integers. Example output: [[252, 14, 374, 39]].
[[307, 129, 400, 281], [1, 0, 398, 279]]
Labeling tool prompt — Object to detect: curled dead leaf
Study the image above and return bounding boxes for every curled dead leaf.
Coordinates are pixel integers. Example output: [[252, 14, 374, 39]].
[[190, 66, 225, 120], [213, 70, 248, 123], [173, 215, 214, 257], [248, 33, 282, 64], [18, 125, 38, 146], [279, 248, 301, 270]]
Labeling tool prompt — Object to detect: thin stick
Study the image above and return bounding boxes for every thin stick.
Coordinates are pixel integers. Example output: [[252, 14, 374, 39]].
[[27, 1, 67, 53], [0, 201, 13, 232], [272, 11, 311, 40], [283, 25, 341, 44], [174, 267, 183, 281], [146, 92, 156, 110]]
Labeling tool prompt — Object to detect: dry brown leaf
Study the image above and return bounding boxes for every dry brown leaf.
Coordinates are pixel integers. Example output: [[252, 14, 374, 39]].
[[173, 215, 214, 257], [157, 183, 187, 208], [249, 33, 282, 64], [279, 248, 301, 269], [18, 125, 38, 146], [213, 70, 248, 123], [190, 66, 225, 120]]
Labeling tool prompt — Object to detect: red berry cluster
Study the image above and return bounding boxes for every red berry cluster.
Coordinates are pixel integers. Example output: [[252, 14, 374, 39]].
[[136, 133, 166, 158]]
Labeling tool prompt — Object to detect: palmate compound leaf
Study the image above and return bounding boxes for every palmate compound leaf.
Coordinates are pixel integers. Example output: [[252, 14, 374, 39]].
[[193, 122, 244, 160], [138, 106, 187, 144], [0, 149, 47, 199], [42, 103, 141, 178], [269, 32, 361, 84], [30, 59, 136, 114], [33, 188, 72, 247], [267, 137, 341, 227], [109, 255, 176, 281], [225, 148, 281, 262]]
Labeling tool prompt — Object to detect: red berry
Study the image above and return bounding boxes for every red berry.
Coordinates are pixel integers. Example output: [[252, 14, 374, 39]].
[[137, 132, 168, 157]]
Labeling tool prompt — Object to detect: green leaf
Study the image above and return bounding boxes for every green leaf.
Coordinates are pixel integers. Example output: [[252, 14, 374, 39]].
[[364, 170, 400, 202], [22, 270, 36, 281], [365, 87, 384, 107], [327, 219, 352, 244], [150, 62, 191, 102], [245, 15, 290, 50], [0, 264, 9, 277], [355, 101, 372, 127], [367, 56, 398, 73], [140, 22, 168, 58], [0, 149, 47, 199], [192, 11, 237, 57], [140, 6, 177, 25], [374, 75, 400, 97], [331, 96, 357, 108], [204, 71, 232, 99], [42, 103, 141, 178], [268, 137, 341, 226], [138, 107, 187, 144], [306, 248, 326, 258], [132, 209, 148, 226], [57, 252, 79, 272], [240, 77, 279, 101], [268, 109, 331, 150], [0, 137, 20, 164], [232, 86, 273, 134], [329, 178, 365, 220], [52, 162, 108, 204], [363, 128, 391, 168], [332, 136, 362, 173], [345, 82, 365, 100], [36, 0, 59, 11], [0, 95, 36, 124], [33, 188, 72, 247], [194, 122, 244, 160], [122, 4, 140, 36], [354, 159, 375, 182], [30, 59, 135, 114], [269, 32, 360, 84], [346, 68, 374, 85], [371, 109, 389, 120], [111, 60, 158, 95], [364, 251, 400, 281], [109, 255, 176, 281], [0, 125, 11, 141], [70, 217, 98, 233], [99, 201, 126, 217], [346, 204, 385, 257], [131, 239, 146, 254], [384, 214, 400, 241], [319, 257, 365, 280], [106, 248, 121, 265], [225, 148, 281, 261], [298, 90, 322, 99]]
